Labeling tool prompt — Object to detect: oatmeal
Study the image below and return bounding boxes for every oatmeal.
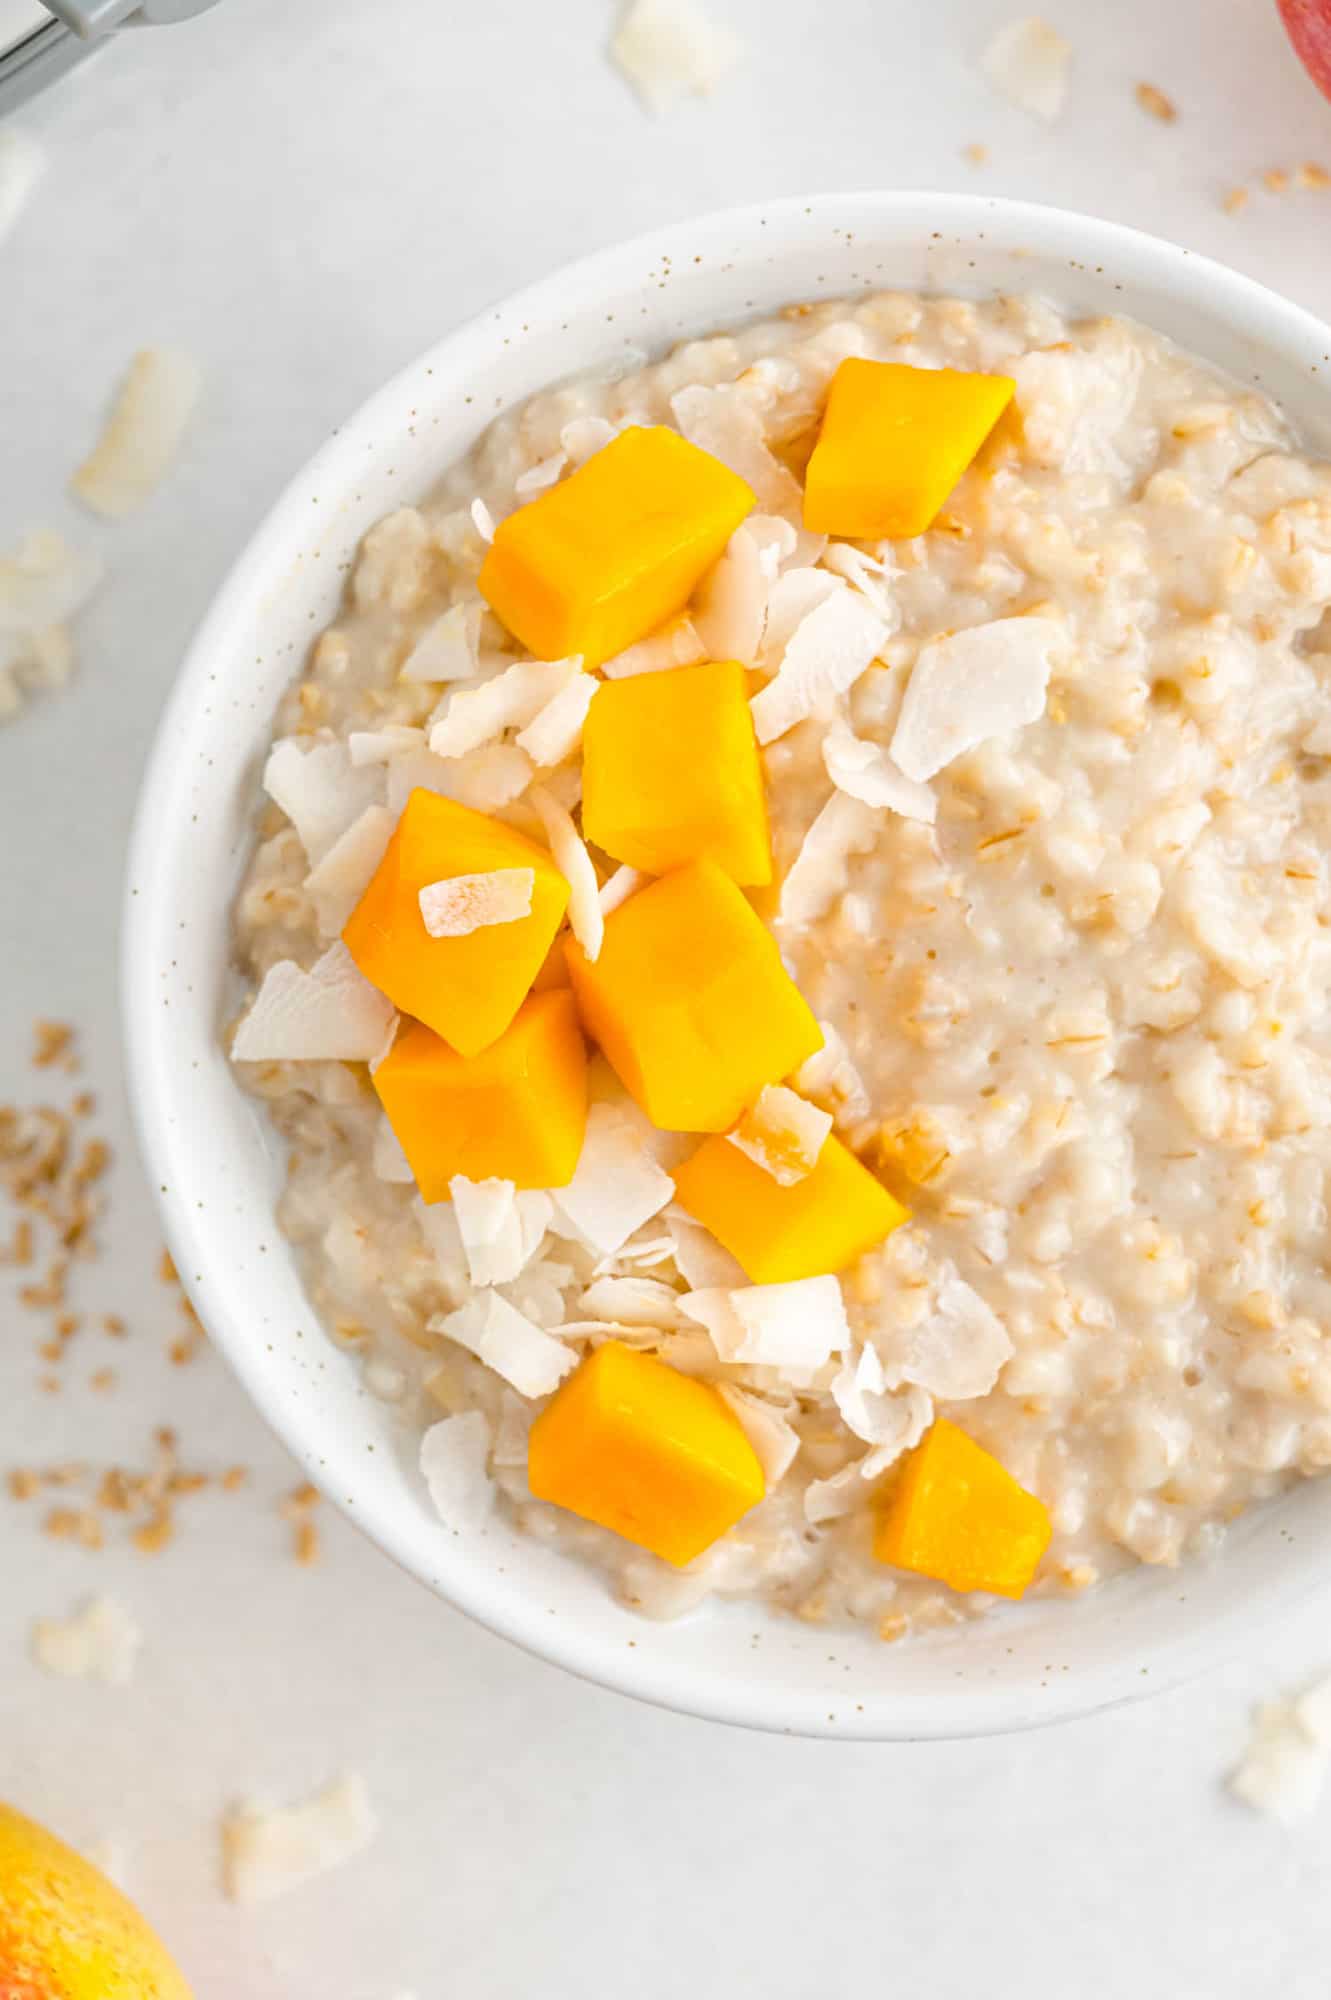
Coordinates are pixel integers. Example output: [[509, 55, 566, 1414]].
[[230, 290, 1331, 1632]]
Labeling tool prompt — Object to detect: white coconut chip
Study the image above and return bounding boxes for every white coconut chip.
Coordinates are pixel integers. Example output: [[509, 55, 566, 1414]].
[[420, 1410, 495, 1529], [664, 1209, 747, 1290], [671, 382, 798, 516], [418, 867, 534, 939], [528, 782, 602, 960], [717, 1386, 800, 1484], [427, 657, 578, 760], [306, 804, 398, 937], [385, 742, 534, 817], [400, 602, 483, 684], [1229, 1701, 1331, 1823], [981, 16, 1071, 120], [822, 723, 937, 824], [263, 737, 384, 866], [751, 584, 889, 745], [470, 497, 496, 543], [598, 863, 645, 918], [748, 513, 800, 575], [222, 1775, 378, 1905], [0, 529, 102, 634], [693, 524, 768, 665], [779, 790, 879, 929], [821, 542, 898, 621], [611, 0, 743, 114], [602, 616, 706, 680], [514, 450, 567, 498], [437, 1289, 577, 1399], [0, 127, 44, 246], [891, 616, 1062, 783], [882, 1272, 1014, 1401], [551, 1101, 675, 1254], [831, 1346, 934, 1451], [31, 1595, 143, 1686], [804, 1441, 905, 1525], [728, 1084, 832, 1187], [515, 669, 596, 766], [231, 941, 397, 1063], [681, 1275, 849, 1383], [71, 347, 201, 520], [577, 1275, 682, 1326], [449, 1178, 551, 1287], [794, 1020, 870, 1126], [561, 416, 616, 465], [348, 725, 426, 765]]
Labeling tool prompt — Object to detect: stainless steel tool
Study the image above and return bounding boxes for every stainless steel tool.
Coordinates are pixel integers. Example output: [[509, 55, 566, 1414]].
[[0, 0, 221, 115]]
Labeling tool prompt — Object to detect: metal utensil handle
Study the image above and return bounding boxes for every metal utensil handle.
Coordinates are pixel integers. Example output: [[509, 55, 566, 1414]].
[[42, 0, 220, 34]]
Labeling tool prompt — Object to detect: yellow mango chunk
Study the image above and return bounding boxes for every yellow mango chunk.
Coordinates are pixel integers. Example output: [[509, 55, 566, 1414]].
[[874, 1418, 1051, 1600], [373, 989, 587, 1202], [0, 1801, 192, 2000], [343, 789, 569, 1057], [527, 1340, 765, 1566], [565, 858, 822, 1131], [803, 358, 1015, 539], [582, 659, 771, 885], [479, 426, 754, 667], [674, 1129, 909, 1284]]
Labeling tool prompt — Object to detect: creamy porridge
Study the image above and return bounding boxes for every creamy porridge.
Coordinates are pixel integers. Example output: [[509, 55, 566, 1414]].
[[230, 290, 1331, 1634]]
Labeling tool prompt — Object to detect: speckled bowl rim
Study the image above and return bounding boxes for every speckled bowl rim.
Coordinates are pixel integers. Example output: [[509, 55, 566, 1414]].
[[123, 192, 1331, 1739]]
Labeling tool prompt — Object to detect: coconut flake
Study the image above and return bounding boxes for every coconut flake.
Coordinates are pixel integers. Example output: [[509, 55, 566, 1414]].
[[890, 617, 1061, 782], [420, 1410, 495, 1529], [728, 1085, 832, 1186], [71, 347, 201, 520], [561, 416, 616, 465], [401, 602, 483, 684], [831, 1345, 934, 1451], [348, 725, 427, 764], [602, 616, 706, 680], [31, 1595, 142, 1686], [804, 1441, 903, 1524], [514, 450, 567, 498], [529, 782, 602, 960], [717, 1386, 800, 1484], [470, 498, 496, 543], [611, 0, 744, 114], [372, 1116, 415, 1184], [437, 1289, 577, 1398], [427, 657, 578, 759], [751, 584, 889, 745], [418, 867, 534, 939], [681, 1275, 849, 1382], [449, 1178, 551, 1287], [577, 1275, 681, 1326], [231, 942, 396, 1063], [263, 738, 383, 866], [551, 1101, 675, 1254], [1229, 1702, 1330, 1823], [0, 127, 44, 246], [779, 790, 879, 929], [822, 723, 937, 824], [664, 1210, 747, 1290], [981, 16, 1071, 121], [821, 542, 898, 621], [0, 529, 102, 634], [385, 742, 534, 817], [693, 525, 768, 665], [222, 1775, 378, 1905], [794, 1020, 870, 1127], [515, 669, 596, 766], [882, 1272, 1013, 1401], [305, 804, 398, 937], [757, 566, 841, 667], [671, 382, 797, 515], [599, 863, 645, 917]]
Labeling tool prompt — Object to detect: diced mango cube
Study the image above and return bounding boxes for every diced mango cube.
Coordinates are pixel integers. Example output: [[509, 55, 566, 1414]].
[[582, 659, 771, 885], [565, 858, 822, 1131], [479, 426, 754, 667], [873, 1418, 1051, 1600], [373, 990, 587, 1202], [343, 789, 569, 1057], [527, 1339, 765, 1566], [803, 358, 1015, 540], [673, 1129, 909, 1284]]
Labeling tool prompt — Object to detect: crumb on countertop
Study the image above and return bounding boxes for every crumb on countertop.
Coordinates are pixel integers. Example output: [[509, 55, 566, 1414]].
[[1135, 81, 1176, 122]]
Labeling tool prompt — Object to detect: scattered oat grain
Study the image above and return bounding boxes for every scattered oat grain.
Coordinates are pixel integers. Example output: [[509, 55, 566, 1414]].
[[1135, 81, 1176, 122]]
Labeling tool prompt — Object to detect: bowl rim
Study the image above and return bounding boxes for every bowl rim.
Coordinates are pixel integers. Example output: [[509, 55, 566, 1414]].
[[122, 189, 1331, 1739]]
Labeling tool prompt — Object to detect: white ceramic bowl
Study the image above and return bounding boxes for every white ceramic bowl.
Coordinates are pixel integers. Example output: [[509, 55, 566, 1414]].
[[123, 192, 1331, 1739]]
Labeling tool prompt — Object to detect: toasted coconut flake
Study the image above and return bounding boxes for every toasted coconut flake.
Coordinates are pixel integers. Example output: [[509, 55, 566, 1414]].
[[420, 1410, 494, 1528], [602, 616, 706, 680], [222, 1775, 378, 1904], [577, 1275, 681, 1325], [31, 1594, 142, 1686], [449, 1178, 551, 1287], [428, 657, 578, 760], [347, 725, 426, 764], [1229, 1702, 1329, 1823], [263, 738, 384, 865], [306, 804, 398, 937], [419, 867, 534, 938], [514, 450, 567, 497], [728, 1084, 832, 1186], [400, 602, 483, 684], [470, 497, 496, 543], [831, 1345, 933, 1450], [598, 863, 645, 917], [0, 127, 44, 246], [71, 347, 201, 520], [371, 1115, 415, 1185], [0, 529, 102, 634], [437, 1289, 576, 1398], [779, 790, 879, 929], [882, 1272, 1013, 1401], [611, 0, 743, 114], [515, 669, 596, 765], [552, 1101, 675, 1254], [385, 742, 534, 817], [822, 723, 937, 824], [717, 1385, 800, 1483], [529, 783, 602, 960], [693, 524, 768, 665], [751, 584, 889, 745], [231, 942, 397, 1063], [981, 16, 1071, 121], [665, 1209, 747, 1290], [795, 1020, 870, 1125], [681, 1275, 849, 1382], [890, 617, 1061, 782], [671, 383, 800, 515]]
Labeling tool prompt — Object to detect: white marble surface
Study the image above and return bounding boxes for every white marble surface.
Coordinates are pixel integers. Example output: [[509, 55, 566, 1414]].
[[4, 1, 1331, 1993]]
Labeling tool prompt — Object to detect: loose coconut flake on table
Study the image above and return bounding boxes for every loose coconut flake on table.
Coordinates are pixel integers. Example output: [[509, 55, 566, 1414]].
[[681, 1275, 849, 1384], [551, 1101, 675, 1255], [981, 16, 1072, 121], [71, 347, 201, 520], [221, 1774, 378, 1904], [727, 1084, 832, 1186], [418, 867, 535, 938], [611, 0, 744, 115], [230, 941, 397, 1063], [750, 582, 890, 746], [528, 782, 603, 960], [436, 1288, 576, 1399], [890, 616, 1062, 783], [822, 723, 937, 824], [419, 1410, 495, 1529], [0, 530, 102, 723], [1229, 1676, 1331, 1822], [31, 1595, 143, 1686]]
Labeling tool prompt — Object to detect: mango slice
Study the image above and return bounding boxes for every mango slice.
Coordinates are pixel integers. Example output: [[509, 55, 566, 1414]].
[[803, 358, 1015, 540], [479, 426, 754, 667], [874, 1418, 1051, 1600], [674, 1129, 909, 1283], [527, 1339, 765, 1566], [565, 858, 822, 1131], [343, 789, 569, 1057], [373, 989, 587, 1202], [582, 659, 772, 885]]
